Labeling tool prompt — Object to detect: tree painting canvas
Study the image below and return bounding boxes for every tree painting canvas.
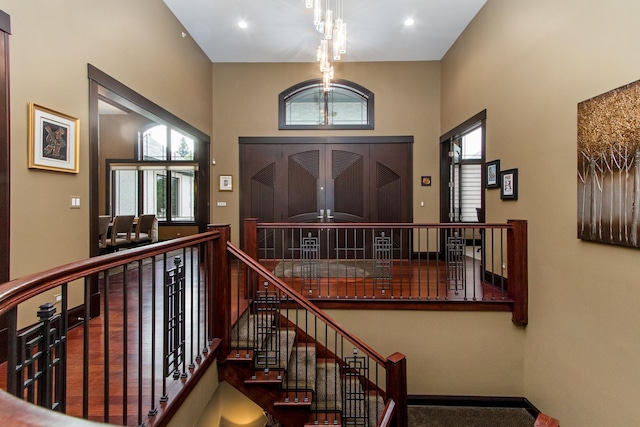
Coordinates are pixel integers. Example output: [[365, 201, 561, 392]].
[[578, 79, 640, 247]]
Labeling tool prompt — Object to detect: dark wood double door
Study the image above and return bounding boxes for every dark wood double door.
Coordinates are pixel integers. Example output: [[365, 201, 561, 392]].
[[239, 137, 413, 256]]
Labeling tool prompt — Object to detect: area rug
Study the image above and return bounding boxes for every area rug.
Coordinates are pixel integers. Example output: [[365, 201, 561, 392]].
[[272, 259, 384, 278], [407, 405, 535, 427]]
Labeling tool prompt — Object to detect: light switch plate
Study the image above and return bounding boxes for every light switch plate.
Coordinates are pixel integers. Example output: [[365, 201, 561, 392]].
[[70, 196, 81, 208]]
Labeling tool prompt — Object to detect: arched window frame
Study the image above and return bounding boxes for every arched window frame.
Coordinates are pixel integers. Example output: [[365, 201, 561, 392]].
[[279, 79, 374, 130]]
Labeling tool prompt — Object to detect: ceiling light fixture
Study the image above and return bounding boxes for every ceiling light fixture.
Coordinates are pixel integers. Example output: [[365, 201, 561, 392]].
[[238, 20, 248, 29], [404, 18, 415, 26], [306, 0, 347, 91]]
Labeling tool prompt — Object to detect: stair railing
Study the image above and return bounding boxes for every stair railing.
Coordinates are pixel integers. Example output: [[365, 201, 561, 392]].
[[223, 241, 408, 427], [0, 230, 222, 426]]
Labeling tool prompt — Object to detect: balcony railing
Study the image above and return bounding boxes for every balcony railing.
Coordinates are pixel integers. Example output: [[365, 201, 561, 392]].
[[0, 231, 221, 426], [244, 219, 528, 326]]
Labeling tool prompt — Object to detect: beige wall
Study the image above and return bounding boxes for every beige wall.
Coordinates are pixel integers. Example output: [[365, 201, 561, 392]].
[[195, 381, 266, 427], [327, 310, 524, 396], [1, 0, 212, 280], [442, 0, 640, 425], [211, 61, 441, 242], [168, 361, 221, 427], [7, 1, 639, 425]]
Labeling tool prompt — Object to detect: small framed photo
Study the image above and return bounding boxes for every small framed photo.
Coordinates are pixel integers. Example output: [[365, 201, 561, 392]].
[[500, 168, 518, 200], [28, 103, 79, 173], [485, 159, 500, 189], [219, 175, 233, 191], [421, 176, 432, 186]]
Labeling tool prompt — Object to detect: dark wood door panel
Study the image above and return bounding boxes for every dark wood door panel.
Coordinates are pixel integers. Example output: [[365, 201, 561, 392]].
[[283, 144, 324, 223], [327, 145, 370, 223], [369, 143, 412, 223], [240, 143, 282, 222]]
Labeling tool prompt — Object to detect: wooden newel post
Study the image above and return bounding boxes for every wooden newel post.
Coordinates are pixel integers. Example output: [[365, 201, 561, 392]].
[[210, 224, 231, 361], [243, 218, 258, 300], [385, 352, 408, 427], [507, 219, 528, 326]]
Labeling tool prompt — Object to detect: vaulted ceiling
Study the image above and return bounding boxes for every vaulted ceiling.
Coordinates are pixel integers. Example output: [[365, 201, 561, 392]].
[[163, 0, 487, 63]]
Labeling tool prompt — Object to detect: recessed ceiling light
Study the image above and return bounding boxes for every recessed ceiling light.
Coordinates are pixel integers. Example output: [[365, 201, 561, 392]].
[[238, 20, 248, 29], [404, 18, 415, 27]]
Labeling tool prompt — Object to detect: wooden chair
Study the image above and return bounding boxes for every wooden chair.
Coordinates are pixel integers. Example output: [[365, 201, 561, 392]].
[[131, 214, 156, 246], [97, 215, 111, 253], [106, 215, 135, 251], [535, 412, 560, 427]]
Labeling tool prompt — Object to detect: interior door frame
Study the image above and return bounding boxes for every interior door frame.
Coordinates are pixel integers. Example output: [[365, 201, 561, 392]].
[[0, 10, 10, 284], [439, 110, 487, 224], [0, 9, 11, 364]]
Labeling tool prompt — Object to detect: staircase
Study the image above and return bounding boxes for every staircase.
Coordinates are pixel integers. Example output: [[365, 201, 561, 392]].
[[220, 307, 385, 427], [220, 245, 407, 427]]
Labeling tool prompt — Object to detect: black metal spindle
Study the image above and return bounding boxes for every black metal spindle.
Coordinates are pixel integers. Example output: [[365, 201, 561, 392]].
[[196, 245, 202, 364], [59, 283, 68, 413], [203, 245, 210, 356], [82, 275, 92, 419], [103, 270, 110, 422], [189, 247, 195, 370], [149, 256, 158, 417], [137, 259, 144, 426], [500, 228, 506, 300], [122, 262, 129, 425], [181, 251, 187, 379], [161, 253, 168, 403]]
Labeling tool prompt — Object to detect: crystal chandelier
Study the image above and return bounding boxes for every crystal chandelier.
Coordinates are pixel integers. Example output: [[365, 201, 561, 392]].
[[305, 0, 347, 91]]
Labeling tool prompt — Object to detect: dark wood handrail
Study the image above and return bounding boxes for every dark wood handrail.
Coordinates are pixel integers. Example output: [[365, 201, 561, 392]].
[[227, 241, 387, 367], [376, 399, 396, 427], [256, 222, 512, 230], [0, 230, 219, 316]]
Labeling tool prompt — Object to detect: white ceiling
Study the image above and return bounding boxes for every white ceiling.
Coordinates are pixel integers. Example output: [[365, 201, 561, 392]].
[[162, 0, 487, 63]]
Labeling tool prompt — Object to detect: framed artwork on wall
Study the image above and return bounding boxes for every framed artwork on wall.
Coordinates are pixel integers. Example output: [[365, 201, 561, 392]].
[[500, 168, 518, 200], [577, 79, 640, 248], [485, 159, 500, 189], [28, 103, 79, 173], [219, 174, 233, 191], [421, 176, 432, 186]]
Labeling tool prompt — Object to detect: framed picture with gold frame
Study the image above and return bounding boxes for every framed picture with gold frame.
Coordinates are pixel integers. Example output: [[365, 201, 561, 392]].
[[28, 103, 79, 173]]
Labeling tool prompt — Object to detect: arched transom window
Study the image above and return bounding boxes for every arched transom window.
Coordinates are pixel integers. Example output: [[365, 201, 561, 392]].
[[279, 79, 374, 130]]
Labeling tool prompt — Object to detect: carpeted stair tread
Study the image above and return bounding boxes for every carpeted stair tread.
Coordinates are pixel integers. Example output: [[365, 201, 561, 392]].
[[255, 329, 297, 370], [285, 344, 317, 390], [231, 312, 275, 348], [342, 377, 385, 426], [311, 361, 342, 411]]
